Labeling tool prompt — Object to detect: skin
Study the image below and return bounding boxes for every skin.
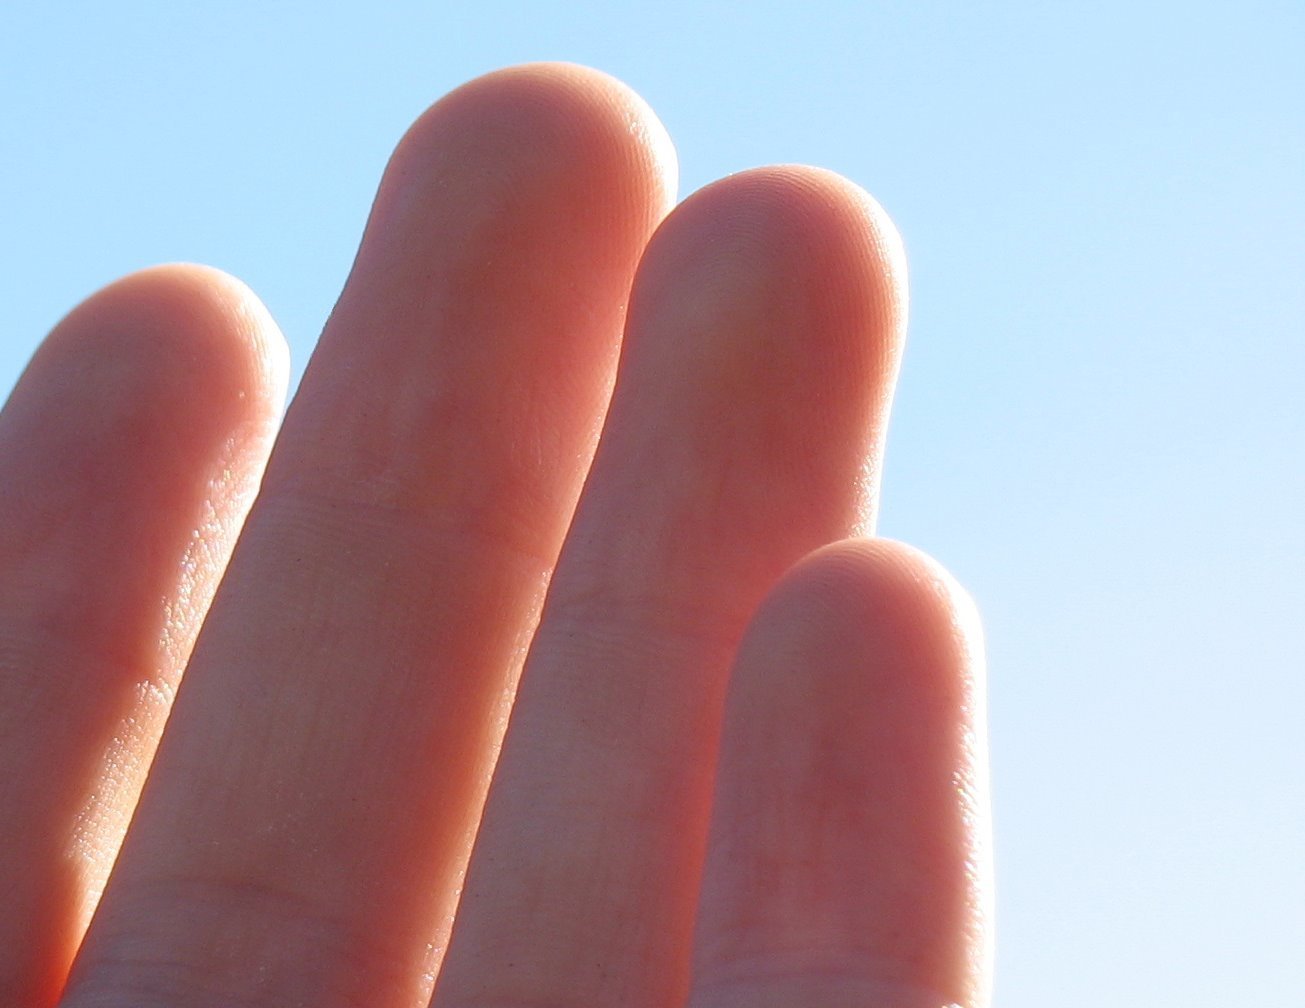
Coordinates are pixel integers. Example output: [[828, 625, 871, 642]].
[[0, 64, 992, 1008]]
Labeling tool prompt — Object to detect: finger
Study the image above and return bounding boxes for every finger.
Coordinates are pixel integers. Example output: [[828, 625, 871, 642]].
[[0, 265, 286, 1007], [60, 64, 675, 1008], [688, 539, 993, 1008], [433, 167, 907, 1008]]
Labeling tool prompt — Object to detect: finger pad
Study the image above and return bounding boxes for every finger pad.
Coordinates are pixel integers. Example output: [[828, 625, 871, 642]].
[[694, 539, 991, 1006], [622, 166, 907, 540]]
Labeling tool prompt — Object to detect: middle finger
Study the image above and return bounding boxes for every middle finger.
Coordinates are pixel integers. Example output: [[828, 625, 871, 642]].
[[60, 64, 674, 1008]]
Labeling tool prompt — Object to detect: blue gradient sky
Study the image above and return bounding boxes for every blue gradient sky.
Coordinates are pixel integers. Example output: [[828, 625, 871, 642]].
[[4, 3, 1302, 1004]]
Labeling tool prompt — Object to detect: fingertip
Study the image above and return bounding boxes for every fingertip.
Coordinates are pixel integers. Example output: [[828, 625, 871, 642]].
[[750, 535, 991, 817], [4, 264, 290, 534], [735, 537, 988, 808], [640, 165, 907, 349], [452, 62, 678, 207], [617, 169, 907, 532], [514, 62, 679, 209], [770, 536, 984, 678], [376, 62, 678, 247], [715, 165, 905, 290], [168, 263, 291, 410], [40, 262, 289, 424]]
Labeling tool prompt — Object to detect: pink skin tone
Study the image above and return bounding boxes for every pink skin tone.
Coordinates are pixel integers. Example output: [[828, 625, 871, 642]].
[[0, 64, 991, 1008]]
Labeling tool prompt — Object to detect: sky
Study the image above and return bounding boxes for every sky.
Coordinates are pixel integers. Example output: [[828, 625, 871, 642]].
[[3, 2, 1302, 1004]]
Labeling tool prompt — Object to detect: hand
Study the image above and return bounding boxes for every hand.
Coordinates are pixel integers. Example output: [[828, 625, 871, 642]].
[[1, 64, 991, 1008]]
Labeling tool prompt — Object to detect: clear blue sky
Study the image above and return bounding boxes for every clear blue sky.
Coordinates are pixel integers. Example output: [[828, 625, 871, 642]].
[[3, 3, 1302, 1004]]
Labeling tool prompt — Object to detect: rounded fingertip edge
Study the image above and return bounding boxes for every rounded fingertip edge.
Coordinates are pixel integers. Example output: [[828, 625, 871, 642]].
[[401, 62, 679, 219], [56, 263, 291, 414], [776, 536, 985, 667]]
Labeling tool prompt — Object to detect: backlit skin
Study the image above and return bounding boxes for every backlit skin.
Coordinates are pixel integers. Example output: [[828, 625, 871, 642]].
[[0, 64, 991, 1008]]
